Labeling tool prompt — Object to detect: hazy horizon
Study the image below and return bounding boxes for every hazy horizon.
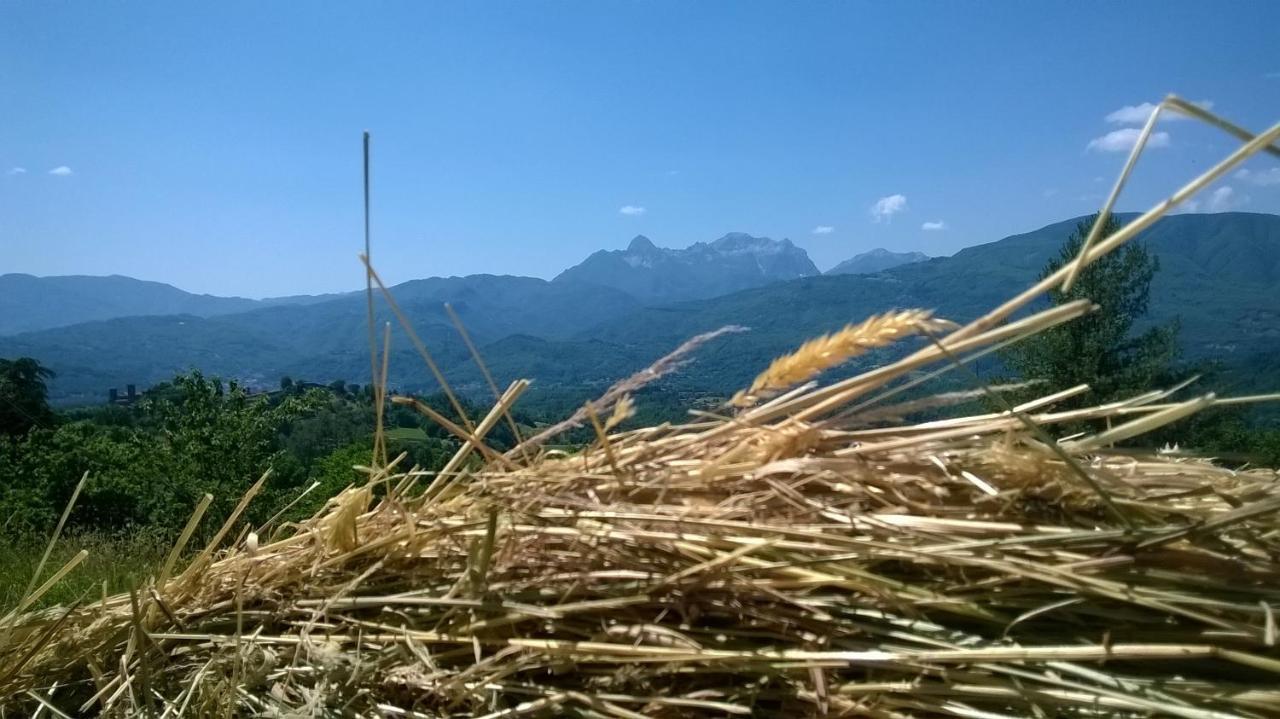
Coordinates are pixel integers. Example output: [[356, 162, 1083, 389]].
[[1, 209, 1272, 300]]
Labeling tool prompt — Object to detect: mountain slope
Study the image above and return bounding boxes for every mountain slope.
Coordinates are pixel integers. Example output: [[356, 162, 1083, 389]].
[[6, 213, 1279, 405], [577, 212, 1280, 390], [889, 212, 1280, 354], [0, 274, 257, 335], [0, 273, 348, 335], [826, 248, 929, 275], [554, 233, 819, 303], [0, 274, 643, 403]]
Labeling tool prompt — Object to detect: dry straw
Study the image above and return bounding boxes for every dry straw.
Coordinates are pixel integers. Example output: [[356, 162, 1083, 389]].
[[2, 96, 1280, 717], [733, 309, 951, 406]]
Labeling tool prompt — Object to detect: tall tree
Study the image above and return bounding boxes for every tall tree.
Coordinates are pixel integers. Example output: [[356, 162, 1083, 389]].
[[0, 357, 56, 436], [1002, 214, 1179, 407]]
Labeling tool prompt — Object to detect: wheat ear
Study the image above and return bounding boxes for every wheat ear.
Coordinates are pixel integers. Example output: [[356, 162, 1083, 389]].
[[735, 309, 945, 405]]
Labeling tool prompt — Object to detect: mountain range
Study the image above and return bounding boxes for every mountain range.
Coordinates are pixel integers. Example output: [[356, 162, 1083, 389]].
[[4, 212, 1279, 406], [0, 233, 815, 335], [553, 233, 819, 304]]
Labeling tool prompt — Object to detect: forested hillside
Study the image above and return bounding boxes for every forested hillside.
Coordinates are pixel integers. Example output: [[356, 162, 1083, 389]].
[[4, 213, 1279, 408]]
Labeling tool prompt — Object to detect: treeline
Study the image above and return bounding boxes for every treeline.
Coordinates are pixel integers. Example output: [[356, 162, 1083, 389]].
[[0, 367, 527, 540]]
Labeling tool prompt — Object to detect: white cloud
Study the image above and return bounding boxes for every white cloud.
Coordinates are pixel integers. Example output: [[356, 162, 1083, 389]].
[[811, 225, 834, 234], [1105, 100, 1213, 125], [1086, 128, 1170, 153], [1236, 167, 1280, 187], [48, 166, 74, 176], [619, 205, 646, 216], [1206, 185, 1248, 212], [1105, 103, 1159, 125], [6, 167, 26, 175], [921, 220, 947, 231], [870, 193, 907, 222], [1172, 198, 1201, 214]]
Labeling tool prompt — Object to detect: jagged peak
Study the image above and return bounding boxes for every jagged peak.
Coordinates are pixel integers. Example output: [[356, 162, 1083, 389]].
[[709, 233, 805, 257], [711, 232, 770, 249]]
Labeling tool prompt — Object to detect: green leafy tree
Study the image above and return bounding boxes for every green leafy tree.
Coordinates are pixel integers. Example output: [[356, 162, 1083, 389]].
[[0, 372, 465, 540], [139, 372, 323, 523], [0, 371, 326, 536], [0, 357, 56, 436], [280, 394, 375, 466], [280, 441, 374, 522], [1002, 214, 1179, 408]]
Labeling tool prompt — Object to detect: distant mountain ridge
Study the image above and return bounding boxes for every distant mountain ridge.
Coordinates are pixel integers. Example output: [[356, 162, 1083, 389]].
[[0, 273, 346, 336], [2, 232, 818, 336], [826, 248, 929, 275], [0, 273, 643, 403], [553, 232, 819, 303], [4, 213, 1280, 405]]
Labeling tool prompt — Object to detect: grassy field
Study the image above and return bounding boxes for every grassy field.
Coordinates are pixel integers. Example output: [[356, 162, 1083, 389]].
[[0, 532, 170, 612], [383, 426, 428, 441]]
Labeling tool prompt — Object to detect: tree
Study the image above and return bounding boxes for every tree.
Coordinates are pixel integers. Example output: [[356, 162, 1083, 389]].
[[141, 372, 323, 524], [1002, 214, 1179, 408], [280, 376, 294, 392], [0, 357, 56, 436]]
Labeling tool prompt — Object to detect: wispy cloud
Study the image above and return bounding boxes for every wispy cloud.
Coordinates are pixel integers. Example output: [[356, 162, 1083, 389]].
[[1207, 185, 1247, 212], [1105, 103, 1159, 125], [870, 193, 907, 222], [1266, 71, 1280, 79], [921, 220, 947, 231], [1236, 167, 1280, 187], [1105, 100, 1213, 125], [1087, 128, 1170, 153], [48, 166, 74, 176], [811, 225, 834, 235], [6, 167, 26, 176], [619, 205, 646, 216]]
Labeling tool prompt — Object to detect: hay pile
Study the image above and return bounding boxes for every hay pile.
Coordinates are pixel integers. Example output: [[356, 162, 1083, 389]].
[[2, 96, 1280, 717], [3, 312, 1279, 717]]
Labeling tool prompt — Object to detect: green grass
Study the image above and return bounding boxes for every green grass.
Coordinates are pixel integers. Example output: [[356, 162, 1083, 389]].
[[384, 427, 428, 441], [0, 532, 170, 612]]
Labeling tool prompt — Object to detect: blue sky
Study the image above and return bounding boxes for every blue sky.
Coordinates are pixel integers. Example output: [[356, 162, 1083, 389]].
[[2, 2, 1279, 298]]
